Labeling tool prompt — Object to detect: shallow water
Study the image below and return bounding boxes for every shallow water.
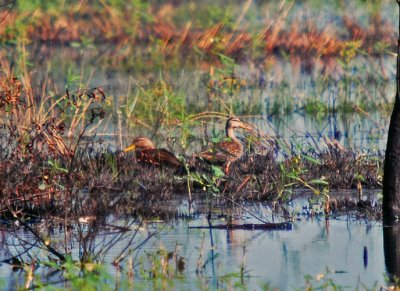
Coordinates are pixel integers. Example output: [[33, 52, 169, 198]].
[[0, 190, 390, 290], [164, 217, 384, 289], [139, 192, 386, 289]]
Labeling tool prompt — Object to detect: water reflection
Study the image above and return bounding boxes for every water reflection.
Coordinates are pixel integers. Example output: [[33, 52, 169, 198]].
[[141, 197, 385, 289], [0, 211, 388, 289], [249, 111, 387, 153]]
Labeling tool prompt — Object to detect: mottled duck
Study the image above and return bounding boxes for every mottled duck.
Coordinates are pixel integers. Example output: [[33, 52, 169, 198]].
[[196, 117, 252, 174], [123, 137, 183, 169]]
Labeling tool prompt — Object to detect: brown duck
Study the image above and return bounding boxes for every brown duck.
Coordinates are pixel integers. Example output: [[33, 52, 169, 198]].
[[123, 137, 183, 169], [196, 117, 252, 174]]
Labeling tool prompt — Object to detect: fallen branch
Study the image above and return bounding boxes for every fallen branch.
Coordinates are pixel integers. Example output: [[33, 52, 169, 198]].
[[189, 222, 292, 230]]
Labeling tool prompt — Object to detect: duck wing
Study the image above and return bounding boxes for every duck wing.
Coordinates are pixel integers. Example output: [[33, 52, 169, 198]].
[[153, 148, 183, 167], [197, 140, 241, 164], [136, 148, 182, 167]]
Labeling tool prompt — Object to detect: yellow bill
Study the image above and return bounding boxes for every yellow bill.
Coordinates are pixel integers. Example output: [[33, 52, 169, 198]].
[[123, 144, 136, 152]]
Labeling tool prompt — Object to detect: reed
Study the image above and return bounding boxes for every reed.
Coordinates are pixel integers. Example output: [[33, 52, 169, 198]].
[[0, 1, 396, 64]]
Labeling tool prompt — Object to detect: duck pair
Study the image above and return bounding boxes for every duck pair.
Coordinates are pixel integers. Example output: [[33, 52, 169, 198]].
[[123, 117, 252, 174]]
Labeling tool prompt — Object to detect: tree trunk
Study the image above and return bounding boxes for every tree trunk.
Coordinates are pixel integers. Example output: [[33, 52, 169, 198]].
[[384, 224, 400, 283], [383, 96, 400, 221], [383, 1, 400, 223]]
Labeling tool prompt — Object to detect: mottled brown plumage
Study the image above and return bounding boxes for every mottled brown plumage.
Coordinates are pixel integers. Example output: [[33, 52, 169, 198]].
[[124, 137, 183, 169], [196, 117, 252, 174]]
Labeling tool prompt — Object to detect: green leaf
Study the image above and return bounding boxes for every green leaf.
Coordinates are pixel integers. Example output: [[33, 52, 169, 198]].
[[48, 160, 69, 173], [302, 154, 322, 165], [70, 42, 81, 48], [286, 173, 299, 180], [211, 165, 225, 178], [309, 179, 329, 186], [354, 174, 365, 182]]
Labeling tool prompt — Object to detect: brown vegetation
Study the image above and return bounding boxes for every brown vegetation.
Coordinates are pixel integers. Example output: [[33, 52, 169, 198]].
[[0, 71, 384, 219], [0, 3, 396, 64]]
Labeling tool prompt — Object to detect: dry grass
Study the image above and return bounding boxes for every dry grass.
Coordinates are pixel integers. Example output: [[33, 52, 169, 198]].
[[0, 3, 396, 64]]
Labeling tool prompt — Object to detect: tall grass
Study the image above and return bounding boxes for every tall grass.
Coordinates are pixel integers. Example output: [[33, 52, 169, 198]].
[[0, 1, 397, 61]]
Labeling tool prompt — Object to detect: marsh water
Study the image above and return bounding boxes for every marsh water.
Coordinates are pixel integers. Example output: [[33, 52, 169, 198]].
[[0, 190, 389, 290]]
